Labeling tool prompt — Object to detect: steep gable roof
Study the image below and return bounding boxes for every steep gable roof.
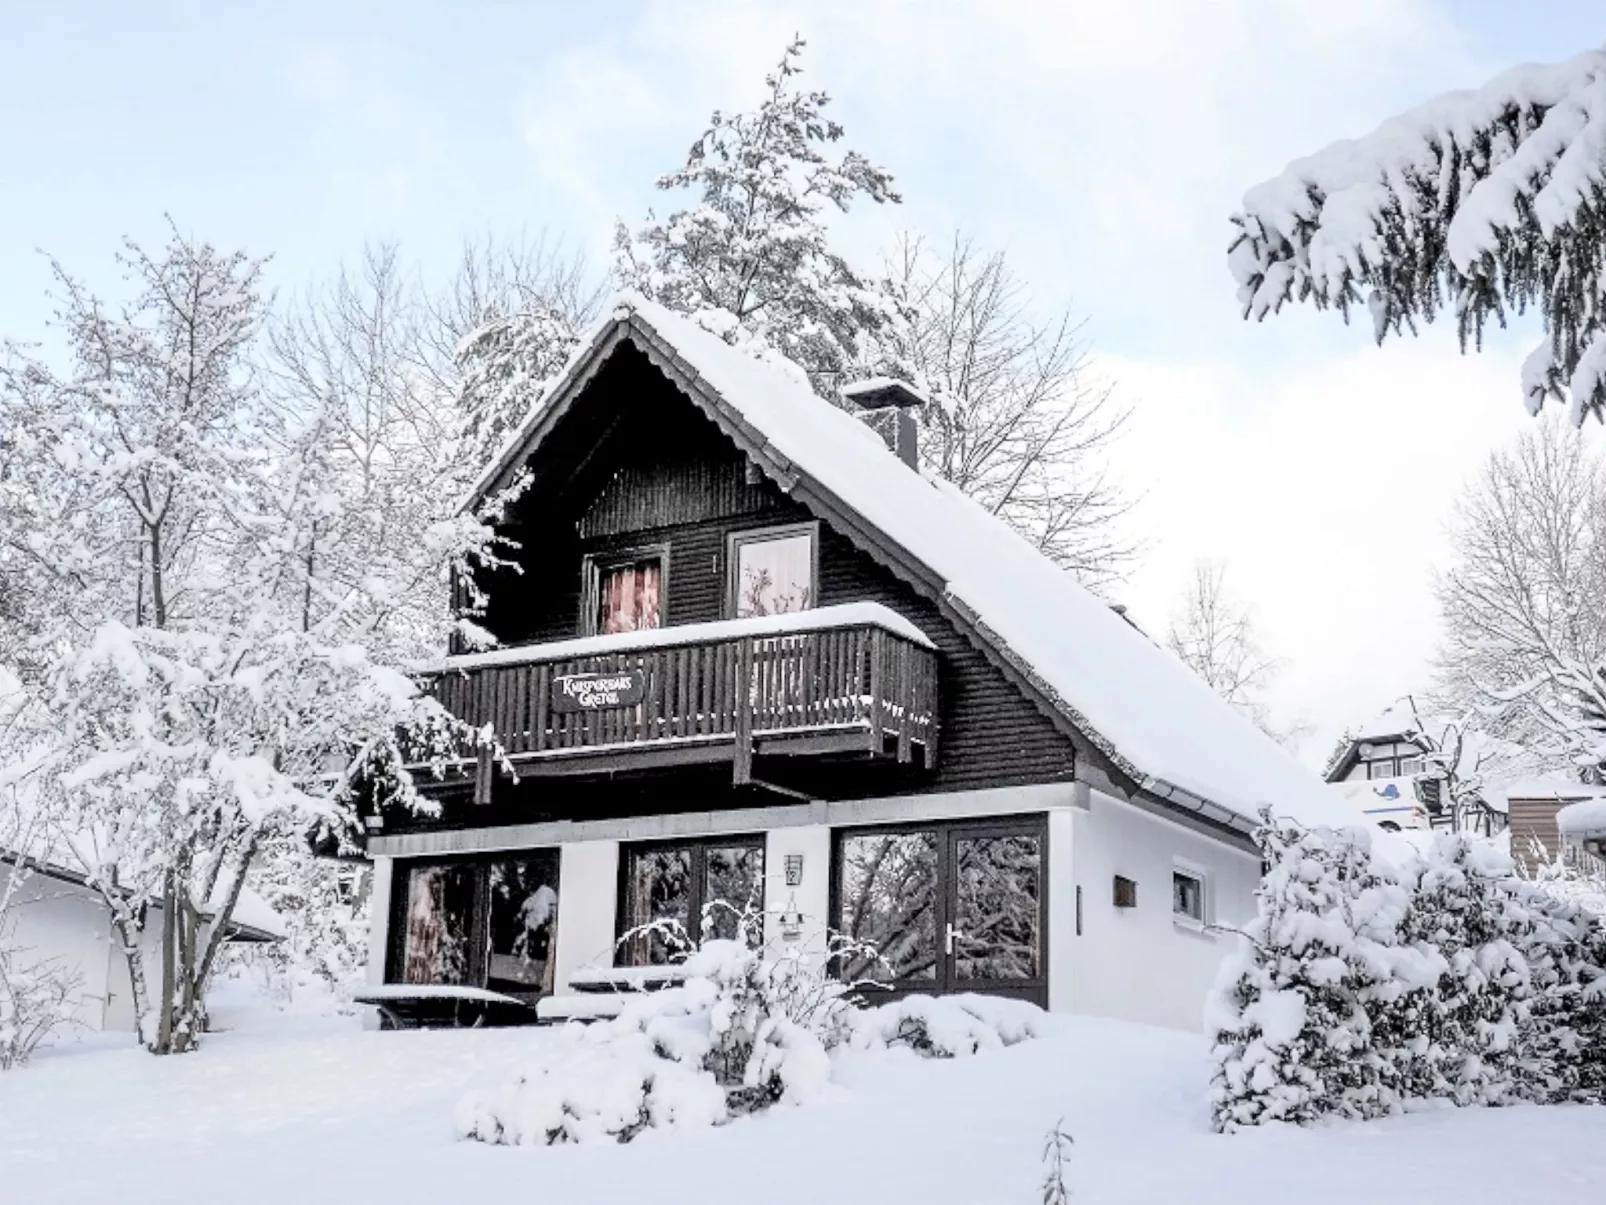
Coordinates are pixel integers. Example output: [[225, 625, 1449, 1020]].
[[469, 297, 1358, 835]]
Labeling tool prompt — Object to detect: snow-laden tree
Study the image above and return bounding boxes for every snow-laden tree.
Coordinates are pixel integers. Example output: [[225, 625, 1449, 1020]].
[[889, 233, 1134, 582], [1166, 561, 1302, 744], [615, 37, 909, 399], [0, 229, 510, 1053], [1435, 417, 1606, 777], [1231, 47, 1606, 423]]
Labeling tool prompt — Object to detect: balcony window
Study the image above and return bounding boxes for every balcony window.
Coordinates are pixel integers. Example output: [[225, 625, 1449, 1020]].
[[730, 524, 816, 618], [583, 545, 667, 635]]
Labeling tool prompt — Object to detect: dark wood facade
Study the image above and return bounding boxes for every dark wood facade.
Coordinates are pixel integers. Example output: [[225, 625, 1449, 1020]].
[[401, 343, 1078, 836]]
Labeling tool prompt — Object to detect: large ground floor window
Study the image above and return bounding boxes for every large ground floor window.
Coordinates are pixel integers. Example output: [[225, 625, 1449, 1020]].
[[832, 816, 1047, 1005], [390, 850, 562, 1000], [618, 835, 766, 965]]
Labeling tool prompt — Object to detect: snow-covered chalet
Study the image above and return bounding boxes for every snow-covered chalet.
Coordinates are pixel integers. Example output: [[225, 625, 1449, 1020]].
[[353, 297, 1356, 1032]]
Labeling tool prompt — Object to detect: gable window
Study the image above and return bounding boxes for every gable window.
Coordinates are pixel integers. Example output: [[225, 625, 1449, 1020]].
[[619, 836, 766, 965], [582, 545, 667, 635], [729, 524, 816, 618], [1397, 756, 1425, 777], [1172, 867, 1206, 924]]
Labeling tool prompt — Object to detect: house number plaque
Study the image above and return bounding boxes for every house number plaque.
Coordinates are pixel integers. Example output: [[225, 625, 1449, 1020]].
[[551, 670, 646, 713]]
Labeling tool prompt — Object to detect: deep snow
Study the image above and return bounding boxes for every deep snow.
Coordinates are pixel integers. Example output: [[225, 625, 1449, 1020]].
[[2, 1009, 1603, 1204]]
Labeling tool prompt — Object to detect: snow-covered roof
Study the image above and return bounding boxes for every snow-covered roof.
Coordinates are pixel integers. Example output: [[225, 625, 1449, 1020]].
[[1349, 699, 1423, 744], [1493, 777, 1606, 805], [468, 296, 1360, 834], [1558, 797, 1606, 840]]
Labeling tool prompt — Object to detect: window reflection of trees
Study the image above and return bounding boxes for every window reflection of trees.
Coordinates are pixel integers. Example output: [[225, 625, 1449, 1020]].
[[401, 864, 475, 985], [836, 832, 939, 983], [953, 836, 1040, 981]]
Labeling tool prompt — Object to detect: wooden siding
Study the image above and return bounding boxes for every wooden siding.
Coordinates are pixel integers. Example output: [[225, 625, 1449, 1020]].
[[440, 342, 1078, 817], [579, 452, 775, 540], [1507, 796, 1606, 876]]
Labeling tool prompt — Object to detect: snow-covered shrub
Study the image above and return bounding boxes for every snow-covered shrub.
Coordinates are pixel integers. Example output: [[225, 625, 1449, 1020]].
[[0, 947, 81, 1071], [455, 1029, 729, 1146], [845, 991, 1048, 1057], [1212, 810, 1606, 1130], [1400, 835, 1534, 1106], [1208, 810, 1438, 1130], [458, 923, 1048, 1146]]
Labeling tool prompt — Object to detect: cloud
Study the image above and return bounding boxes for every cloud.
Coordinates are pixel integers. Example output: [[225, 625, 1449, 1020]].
[[509, 0, 1570, 764], [1106, 338, 1546, 759]]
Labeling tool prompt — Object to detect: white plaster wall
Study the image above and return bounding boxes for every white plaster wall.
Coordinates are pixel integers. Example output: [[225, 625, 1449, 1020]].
[[2, 873, 115, 1030], [365, 857, 393, 987], [762, 825, 831, 972], [1045, 808, 1076, 1013], [553, 841, 619, 991], [1068, 791, 1260, 1031]]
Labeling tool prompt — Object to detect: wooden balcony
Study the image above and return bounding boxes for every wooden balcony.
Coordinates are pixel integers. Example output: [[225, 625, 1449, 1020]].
[[425, 604, 939, 793]]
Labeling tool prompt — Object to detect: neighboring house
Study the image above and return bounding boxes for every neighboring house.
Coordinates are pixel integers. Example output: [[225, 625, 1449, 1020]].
[[0, 846, 283, 1032], [1499, 779, 1606, 876], [355, 297, 1356, 1033], [1326, 702, 1436, 831], [1325, 700, 1505, 835]]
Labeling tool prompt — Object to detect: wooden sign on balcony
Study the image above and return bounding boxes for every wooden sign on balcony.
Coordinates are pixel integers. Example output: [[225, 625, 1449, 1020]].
[[552, 670, 646, 713]]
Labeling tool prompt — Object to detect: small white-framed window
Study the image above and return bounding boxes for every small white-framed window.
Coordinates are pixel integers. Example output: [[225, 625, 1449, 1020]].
[[1397, 756, 1424, 777], [1172, 865, 1206, 924]]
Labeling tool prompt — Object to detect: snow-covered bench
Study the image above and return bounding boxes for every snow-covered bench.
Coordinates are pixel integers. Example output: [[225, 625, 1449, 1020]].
[[353, 984, 538, 1030], [532, 964, 691, 1025]]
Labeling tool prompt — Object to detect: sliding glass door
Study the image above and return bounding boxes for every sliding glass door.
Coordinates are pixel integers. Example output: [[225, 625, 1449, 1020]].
[[832, 817, 1046, 1005], [391, 850, 562, 1001]]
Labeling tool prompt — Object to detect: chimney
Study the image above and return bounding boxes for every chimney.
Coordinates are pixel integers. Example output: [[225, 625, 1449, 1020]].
[[842, 377, 926, 470]]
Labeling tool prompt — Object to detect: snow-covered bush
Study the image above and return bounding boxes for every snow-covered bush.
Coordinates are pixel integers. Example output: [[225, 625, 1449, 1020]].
[[1210, 810, 1606, 1131], [457, 929, 1046, 1146], [0, 947, 81, 1071], [1208, 811, 1439, 1130]]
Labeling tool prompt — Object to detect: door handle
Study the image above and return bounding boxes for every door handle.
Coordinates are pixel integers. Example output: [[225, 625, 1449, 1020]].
[[944, 922, 965, 955]]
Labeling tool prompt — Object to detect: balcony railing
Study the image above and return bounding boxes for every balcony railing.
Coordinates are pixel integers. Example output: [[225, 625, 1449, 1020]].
[[424, 604, 939, 793]]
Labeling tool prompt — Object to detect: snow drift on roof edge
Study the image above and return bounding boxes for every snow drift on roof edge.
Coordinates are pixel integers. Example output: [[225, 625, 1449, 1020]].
[[467, 295, 1357, 833]]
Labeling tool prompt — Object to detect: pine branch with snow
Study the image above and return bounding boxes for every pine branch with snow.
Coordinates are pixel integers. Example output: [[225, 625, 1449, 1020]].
[[1231, 48, 1606, 423]]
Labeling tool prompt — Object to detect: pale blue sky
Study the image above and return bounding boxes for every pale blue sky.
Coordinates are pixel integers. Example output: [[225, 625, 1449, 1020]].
[[3, 1, 1603, 759]]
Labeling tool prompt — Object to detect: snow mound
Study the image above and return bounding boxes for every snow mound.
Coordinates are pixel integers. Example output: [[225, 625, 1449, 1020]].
[[456, 939, 1046, 1147]]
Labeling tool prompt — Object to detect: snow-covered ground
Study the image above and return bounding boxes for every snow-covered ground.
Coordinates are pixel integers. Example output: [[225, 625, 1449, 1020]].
[[2, 1008, 1603, 1204]]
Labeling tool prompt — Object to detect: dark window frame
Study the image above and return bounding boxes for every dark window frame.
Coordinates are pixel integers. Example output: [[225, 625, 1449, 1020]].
[[385, 850, 562, 998], [827, 814, 1049, 1007], [614, 833, 768, 966], [579, 541, 672, 636], [1171, 867, 1206, 923], [725, 521, 820, 619]]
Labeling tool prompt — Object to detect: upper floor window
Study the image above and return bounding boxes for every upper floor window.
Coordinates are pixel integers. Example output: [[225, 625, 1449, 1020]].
[[729, 523, 816, 618], [583, 545, 667, 635]]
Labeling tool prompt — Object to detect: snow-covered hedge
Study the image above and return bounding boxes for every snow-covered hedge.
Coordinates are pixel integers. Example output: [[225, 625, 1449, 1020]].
[[456, 940, 1046, 1147], [1209, 809, 1606, 1131]]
